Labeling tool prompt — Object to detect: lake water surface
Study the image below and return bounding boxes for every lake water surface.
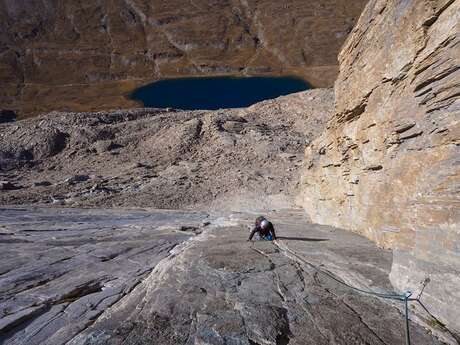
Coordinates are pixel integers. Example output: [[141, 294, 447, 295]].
[[130, 76, 310, 110]]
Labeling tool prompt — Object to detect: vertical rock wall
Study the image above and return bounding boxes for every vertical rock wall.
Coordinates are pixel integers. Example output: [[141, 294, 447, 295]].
[[300, 0, 460, 334]]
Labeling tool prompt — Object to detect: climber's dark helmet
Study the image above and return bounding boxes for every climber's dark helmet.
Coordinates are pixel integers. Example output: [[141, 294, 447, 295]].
[[260, 219, 270, 230], [255, 216, 266, 226]]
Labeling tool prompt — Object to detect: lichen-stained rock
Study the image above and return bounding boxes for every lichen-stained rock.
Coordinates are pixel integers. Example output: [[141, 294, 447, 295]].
[[0, 0, 367, 118], [300, 0, 460, 334]]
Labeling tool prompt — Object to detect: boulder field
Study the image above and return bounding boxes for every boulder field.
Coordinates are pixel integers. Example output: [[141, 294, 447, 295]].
[[0, 90, 333, 211]]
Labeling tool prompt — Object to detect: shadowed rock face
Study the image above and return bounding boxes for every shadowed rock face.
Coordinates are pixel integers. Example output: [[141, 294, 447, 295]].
[[0, 110, 15, 123], [0, 0, 367, 118], [300, 0, 459, 334], [0, 207, 448, 345]]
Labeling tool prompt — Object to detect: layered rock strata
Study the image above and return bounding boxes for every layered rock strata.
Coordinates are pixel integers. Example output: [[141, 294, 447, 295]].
[[300, 0, 459, 335], [0, 0, 367, 118]]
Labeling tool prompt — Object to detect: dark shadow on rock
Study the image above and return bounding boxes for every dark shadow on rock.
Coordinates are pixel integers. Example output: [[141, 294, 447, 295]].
[[0, 110, 16, 123], [277, 236, 329, 242]]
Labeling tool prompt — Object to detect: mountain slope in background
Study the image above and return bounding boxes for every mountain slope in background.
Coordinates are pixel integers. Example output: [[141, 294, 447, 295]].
[[0, 0, 366, 118]]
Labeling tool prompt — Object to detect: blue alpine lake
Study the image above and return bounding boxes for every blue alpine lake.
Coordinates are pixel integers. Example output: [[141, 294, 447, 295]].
[[130, 76, 310, 110]]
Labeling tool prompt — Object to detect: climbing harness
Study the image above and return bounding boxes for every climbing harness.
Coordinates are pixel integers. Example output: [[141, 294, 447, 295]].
[[259, 233, 273, 241], [249, 240, 455, 345]]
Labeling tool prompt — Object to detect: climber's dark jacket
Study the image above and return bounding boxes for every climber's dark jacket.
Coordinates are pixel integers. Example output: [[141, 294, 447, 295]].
[[248, 218, 277, 241]]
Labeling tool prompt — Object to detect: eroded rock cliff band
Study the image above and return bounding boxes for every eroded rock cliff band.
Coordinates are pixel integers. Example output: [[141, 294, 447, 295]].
[[300, 0, 459, 334], [0, 0, 366, 118]]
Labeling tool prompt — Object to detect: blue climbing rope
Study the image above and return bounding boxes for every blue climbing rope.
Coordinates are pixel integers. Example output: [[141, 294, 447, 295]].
[[271, 241, 415, 345]]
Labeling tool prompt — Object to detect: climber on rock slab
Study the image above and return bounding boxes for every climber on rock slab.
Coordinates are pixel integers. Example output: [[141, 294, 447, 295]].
[[248, 216, 277, 241]]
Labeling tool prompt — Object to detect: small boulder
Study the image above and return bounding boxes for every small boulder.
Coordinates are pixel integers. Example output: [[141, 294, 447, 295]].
[[179, 226, 202, 235], [51, 197, 65, 205], [65, 175, 90, 184], [93, 141, 123, 154], [129, 162, 146, 169], [0, 181, 20, 191], [33, 181, 52, 187], [0, 110, 16, 123]]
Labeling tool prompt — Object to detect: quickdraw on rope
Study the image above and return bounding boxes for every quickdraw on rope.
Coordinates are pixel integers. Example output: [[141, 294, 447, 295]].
[[276, 240, 415, 344], [249, 239, 455, 345]]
